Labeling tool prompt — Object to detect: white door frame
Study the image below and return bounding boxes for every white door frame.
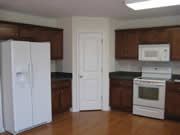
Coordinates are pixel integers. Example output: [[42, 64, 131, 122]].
[[77, 32, 104, 111]]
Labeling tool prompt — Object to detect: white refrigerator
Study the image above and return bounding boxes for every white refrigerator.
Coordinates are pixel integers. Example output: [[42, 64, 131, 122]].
[[1, 40, 52, 135]]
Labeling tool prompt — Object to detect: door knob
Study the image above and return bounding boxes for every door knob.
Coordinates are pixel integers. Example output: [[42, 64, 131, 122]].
[[80, 75, 83, 78]]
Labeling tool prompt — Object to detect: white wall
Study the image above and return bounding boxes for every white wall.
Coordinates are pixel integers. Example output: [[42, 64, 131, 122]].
[[0, 9, 57, 27], [110, 15, 180, 74], [71, 17, 111, 112], [56, 18, 73, 73], [0, 9, 58, 133]]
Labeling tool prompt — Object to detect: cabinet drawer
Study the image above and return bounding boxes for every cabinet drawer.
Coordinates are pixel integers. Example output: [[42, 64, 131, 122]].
[[167, 83, 180, 93], [52, 80, 71, 89], [110, 79, 133, 87], [52, 81, 65, 88]]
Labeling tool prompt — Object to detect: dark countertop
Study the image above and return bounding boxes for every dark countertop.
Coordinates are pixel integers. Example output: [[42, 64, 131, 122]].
[[109, 71, 141, 80], [109, 71, 180, 83], [51, 72, 72, 82], [168, 74, 180, 83]]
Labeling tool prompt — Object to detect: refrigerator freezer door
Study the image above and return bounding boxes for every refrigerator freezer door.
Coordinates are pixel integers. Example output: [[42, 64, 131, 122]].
[[11, 41, 33, 132], [30, 42, 52, 126], [15, 66, 29, 88]]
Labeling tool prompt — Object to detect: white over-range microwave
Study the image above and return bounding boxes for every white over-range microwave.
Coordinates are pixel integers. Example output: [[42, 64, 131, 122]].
[[138, 44, 170, 62]]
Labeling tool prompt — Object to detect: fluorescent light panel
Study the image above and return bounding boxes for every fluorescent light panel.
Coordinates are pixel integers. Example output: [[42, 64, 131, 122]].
[[125, 0, 180, 10]]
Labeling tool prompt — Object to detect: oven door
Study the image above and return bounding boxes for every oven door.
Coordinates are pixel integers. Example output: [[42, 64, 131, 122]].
[[133, 81, 166, 109]]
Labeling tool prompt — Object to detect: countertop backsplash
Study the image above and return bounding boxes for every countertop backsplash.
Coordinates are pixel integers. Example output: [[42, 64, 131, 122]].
[[115, 60, 142, 72], [115, 60, 180, 75], [51, 60, 63, 72]]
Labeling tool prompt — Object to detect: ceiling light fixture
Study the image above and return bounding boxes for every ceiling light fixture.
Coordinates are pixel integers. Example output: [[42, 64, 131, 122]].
[[125, 0, 180, 10]]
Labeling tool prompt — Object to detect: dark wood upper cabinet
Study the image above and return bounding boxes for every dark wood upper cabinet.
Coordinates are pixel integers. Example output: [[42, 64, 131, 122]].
[[19, 26, 63, 59], [0, 21, 63, 60], [110, 79, 133, 112], [50, 30, 63, 59], [19, 26, 41, 41], [115, 30, 138, 59], [139, 28, 169, 44], [115, 26, 180, 60], [165, 82, 180, 120], [0, 22, 19, 40], [168, 28, 180, 61]]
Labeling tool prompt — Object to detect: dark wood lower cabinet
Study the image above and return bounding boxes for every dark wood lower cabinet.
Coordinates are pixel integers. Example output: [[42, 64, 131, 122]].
[[110, 79, 133, 112], [52, 80, 72, 115], [165, 82, 180, 120]]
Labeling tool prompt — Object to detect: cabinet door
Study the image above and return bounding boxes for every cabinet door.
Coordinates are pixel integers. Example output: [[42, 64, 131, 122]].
[[120, 87, 132, 112], [166, 83, 180, 119], [125, 30, 138, 59], [52, 81, 72, 115], [65, 81, 72, 108], [110, 80, 121, 108], [115, 30, 138, 59], [110, 79, 133, 111], [169, 28, 180, 60], [50, 30, 63, 59], [59, 88, 69, 111], [19, 26, 63, 60], [52, 88, 61, 114], [19, 26, 41, 41], [139, 28, 169, 44], [115, 31, 125, 59], [0, 22, 19, 40], [35, 28, 52, 42], [110, 87, 121, 108], [68, 82, 72, 107]]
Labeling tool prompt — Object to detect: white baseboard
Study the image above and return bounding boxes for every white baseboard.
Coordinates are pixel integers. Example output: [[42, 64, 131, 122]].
[[71, 107, 80, 112], [102, 106, 111, 111], [71, 106, 111, 112]]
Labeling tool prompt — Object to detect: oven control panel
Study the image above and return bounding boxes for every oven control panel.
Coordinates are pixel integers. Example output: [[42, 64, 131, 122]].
[[134, 79, 166, 86]]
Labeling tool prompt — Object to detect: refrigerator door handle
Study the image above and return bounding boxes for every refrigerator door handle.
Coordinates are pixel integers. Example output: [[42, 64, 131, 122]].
[[31, 63, 34, 88], [28, 63, 32, 88]]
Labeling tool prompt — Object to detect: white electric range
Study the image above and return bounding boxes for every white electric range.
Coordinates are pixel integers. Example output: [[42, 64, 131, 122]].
[[133, 66, 172, 120]]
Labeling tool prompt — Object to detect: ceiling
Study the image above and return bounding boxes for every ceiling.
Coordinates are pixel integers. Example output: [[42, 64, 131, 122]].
[[0, 0, 180, 20]]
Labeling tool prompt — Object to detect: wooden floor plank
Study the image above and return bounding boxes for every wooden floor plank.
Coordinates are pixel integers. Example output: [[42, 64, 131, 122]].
[[1, 111, 180, 135]]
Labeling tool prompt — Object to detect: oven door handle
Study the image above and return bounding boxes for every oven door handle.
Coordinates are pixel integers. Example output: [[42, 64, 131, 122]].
[[134, 83, 164, 87]]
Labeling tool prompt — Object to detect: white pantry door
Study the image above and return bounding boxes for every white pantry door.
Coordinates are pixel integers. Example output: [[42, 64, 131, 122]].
[[79, 33, 103, 111]]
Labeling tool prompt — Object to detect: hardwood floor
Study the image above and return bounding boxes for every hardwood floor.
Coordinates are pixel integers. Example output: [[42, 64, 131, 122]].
[[1, 111, 180, 135]]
